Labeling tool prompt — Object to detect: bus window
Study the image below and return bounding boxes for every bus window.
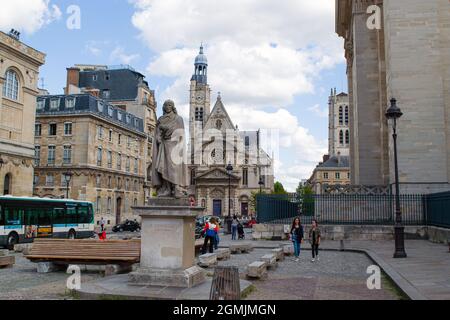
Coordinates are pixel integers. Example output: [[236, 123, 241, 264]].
[[0, 205, 3, 225], [78, 205, 93, 224], [38, 208, 52, 226], [5, 207, 23, 226], [24, 208, 38, 226], [66, 207, 78, 225], [53, 208, 66, 225]]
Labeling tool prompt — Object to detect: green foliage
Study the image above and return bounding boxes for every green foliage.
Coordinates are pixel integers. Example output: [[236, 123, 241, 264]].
[[273, 181, 287, 195], [250, 190, 267, 213], [296, 183, 315, 216]]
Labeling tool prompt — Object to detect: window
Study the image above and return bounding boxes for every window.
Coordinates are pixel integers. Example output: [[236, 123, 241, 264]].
[[97, 101, 104, 112], [345, 106, 349, 125], [134, 158, 138, 174], [50, 99, 60, 110], [323, 172, 329, 179], [190, 169, 196, 186], [49, 123, 57, 136], [118, 134, 122, 145], [48, 146, 56, 165], [117, 154, 122, 170], [66, 97, 76, 109], [126, 115, 131, 124], [336, 172, 341, 180], [339, 130, 344, 145], [117, 178, 122, 189], [107, 151, 112, 168], [3, 70, 19, 100], [118, 112, 123, 121], [126, 157, 130, 172], [109, 130, 113, 142], [46, 174, 54, 187], [108, 176, 112, 189], [93, 75, 98, 81], [3, 174, 12, 195], [134, 180, 138, 192], [64, 122, 73, 135], [242, 168, 248, 186], [104, 90, 111, 100], [125, 179, 129, 191], [63, 146, 72, 164], [134, 198, 138, 207], [339, 106, 343, 125], [96, 196, 101, 214], [35, 123, 42, 137], [33, 175, 39, 186], [245, 136, 250, 147], [127, 136, 132, 148], [108, 105, 114, 117], [96, 175, 101, 188], [97, 126, 104, 139], [37, 99, 45, 110], [107, 197, 112, 214], [105, 73, 110, 81], [97, 148, 103, 166], [34, 146, 41, 166]]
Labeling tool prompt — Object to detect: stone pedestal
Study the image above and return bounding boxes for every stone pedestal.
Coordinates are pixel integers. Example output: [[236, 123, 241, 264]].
[[129, 198, 206, 288]]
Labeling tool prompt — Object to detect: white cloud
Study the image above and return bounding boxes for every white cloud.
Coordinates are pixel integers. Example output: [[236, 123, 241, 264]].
[[309, 104, 329, 118], [110, 46, 141, 65], [131, 0, 340, 190], [0, 0, 61, 34]]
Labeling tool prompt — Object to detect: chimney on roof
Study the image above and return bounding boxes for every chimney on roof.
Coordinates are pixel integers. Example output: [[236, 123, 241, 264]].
[[337, 151, 341, 165], [8, 29, 20, 41], [323, 154, 330, 163], [65, 67, 80, 95]]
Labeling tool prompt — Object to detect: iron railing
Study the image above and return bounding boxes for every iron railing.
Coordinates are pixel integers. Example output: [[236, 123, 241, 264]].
[[257, 193, 426, 226], [424, 191, 450, 228]]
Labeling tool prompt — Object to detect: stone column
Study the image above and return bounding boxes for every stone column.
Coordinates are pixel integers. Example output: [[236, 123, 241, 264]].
[[129, 198, 205, 288]]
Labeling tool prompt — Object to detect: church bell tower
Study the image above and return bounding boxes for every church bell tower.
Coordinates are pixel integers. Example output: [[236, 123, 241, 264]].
[[189, 45, 211, 164]]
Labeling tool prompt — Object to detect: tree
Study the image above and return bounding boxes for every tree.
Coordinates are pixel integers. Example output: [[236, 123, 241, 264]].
[[273, 181, 288, 195], [250, 190, 267, 213], [296, 182, 315, 216]]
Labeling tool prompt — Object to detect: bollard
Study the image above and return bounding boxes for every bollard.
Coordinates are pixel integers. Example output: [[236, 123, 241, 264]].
[[340, 240, 345, 252]]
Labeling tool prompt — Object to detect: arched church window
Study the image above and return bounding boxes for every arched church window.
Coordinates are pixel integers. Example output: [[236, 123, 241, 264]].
[[345, 130, 350, 145], [339, 130, 344, 145], [345, 106, 349, 125], [3, 70, 19, 101], [3, 173, 12, 195], [216, 119, 222, 130], [339, 106, 343, 125]]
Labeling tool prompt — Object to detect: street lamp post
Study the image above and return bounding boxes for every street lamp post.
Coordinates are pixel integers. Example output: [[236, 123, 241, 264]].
[[386, 98, 407, 259], [259, 176, 264, 194], [225, 163, 233, 234], [64, 172, 72, 199]]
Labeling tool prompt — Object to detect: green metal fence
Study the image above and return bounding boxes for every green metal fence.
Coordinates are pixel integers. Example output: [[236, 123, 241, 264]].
[[424, 191, 450, 228], [256, 193, 426, 226]]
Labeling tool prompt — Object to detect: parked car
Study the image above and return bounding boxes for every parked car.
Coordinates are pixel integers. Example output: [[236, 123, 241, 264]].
[[112, 220, 141, 233]]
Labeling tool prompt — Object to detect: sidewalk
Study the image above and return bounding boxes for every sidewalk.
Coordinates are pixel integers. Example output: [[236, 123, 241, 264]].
[[219, 231, 450, 300]]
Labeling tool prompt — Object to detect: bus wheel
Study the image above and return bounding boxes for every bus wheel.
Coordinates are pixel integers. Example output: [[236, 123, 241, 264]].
[[68, 230, 76, 239], [7, 233, 18, 251]]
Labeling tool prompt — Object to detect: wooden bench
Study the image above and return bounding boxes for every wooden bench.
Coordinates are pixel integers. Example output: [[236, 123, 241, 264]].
[[25, 239, 141, 266], [0, 256, 15, 268]]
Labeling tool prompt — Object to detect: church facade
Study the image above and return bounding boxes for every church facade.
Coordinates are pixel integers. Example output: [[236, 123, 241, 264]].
[[187, 46, 274, 217]]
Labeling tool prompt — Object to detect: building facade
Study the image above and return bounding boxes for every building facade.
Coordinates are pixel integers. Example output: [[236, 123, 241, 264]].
[[0, 30, 45, 196], [65, 64, 157, 201], [336, 0, 450, 193], [33, 94, 146, 227], [188, 46, 274, 217]]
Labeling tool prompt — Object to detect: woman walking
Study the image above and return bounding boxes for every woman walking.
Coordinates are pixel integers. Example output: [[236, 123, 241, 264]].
[[290, 217, 304, 262], [309, 219, 321, 262], [231, 215, 239, 241], [202, 217, 219, 254]]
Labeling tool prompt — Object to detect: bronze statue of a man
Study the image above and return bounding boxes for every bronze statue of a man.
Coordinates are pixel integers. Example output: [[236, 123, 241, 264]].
[[151, 100, 187, 198]]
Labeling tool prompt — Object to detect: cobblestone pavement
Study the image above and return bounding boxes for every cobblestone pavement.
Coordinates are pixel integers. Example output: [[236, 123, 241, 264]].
[[0, 253, 103, 300], [216, 248, 399, 300]]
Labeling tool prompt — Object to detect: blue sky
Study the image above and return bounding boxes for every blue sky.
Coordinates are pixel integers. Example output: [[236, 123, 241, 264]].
[[2, 0, 347, 191]]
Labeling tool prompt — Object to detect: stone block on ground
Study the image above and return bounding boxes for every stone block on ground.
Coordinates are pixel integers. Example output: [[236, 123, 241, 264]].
[[229, 243, 253, 254], [260, 254, 278, 269], [253, 224, 268, 232], [37, 262, 66, 273], [0, 255, 15, 268], [252, 231, 262, 240], [198, 253, 218, 268], [283, 244, 294, 256], [104, 264, 133, 277], [246, 261, 268, 279], [215, 248, 231, 261], [271, 248, 284, 261], [0, 249, 10, 257], [129, 266, 206, 288]]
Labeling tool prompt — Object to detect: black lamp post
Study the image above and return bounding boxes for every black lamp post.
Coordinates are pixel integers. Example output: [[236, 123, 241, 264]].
[[259, 176, 264, 194], [64, 172, 73, 199], [225, 163, 233, 234], [386, 98, 407, 259]]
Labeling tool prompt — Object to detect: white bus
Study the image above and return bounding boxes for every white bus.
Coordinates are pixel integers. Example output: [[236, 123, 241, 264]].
[[0, 196, 95, 249]]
